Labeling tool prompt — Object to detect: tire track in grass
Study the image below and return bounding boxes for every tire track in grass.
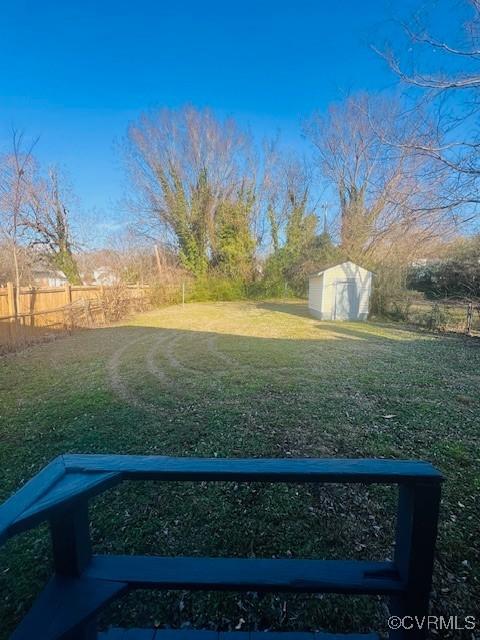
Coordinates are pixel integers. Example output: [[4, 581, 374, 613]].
[[156, 332, 249, 390], [206, 334, 368, 403], [112, 331, 223, 413], [106, 323, 381, 433], [145, 333, 171, 383], [210, 332, 308, 372], [109, 326, 357, 414], [206, 334, 240, 370], [163, 332, 212, 378], [207, 333, 308, 378], [110, 330, 223, 414], [107, 333, 161, 414]]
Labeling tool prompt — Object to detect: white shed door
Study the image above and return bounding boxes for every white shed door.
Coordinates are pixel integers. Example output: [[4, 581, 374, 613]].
[[334, 281, 358, 320]]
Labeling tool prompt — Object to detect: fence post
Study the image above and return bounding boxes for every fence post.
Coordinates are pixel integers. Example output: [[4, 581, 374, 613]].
[[6, 282, 16, 321], [390, 482, 442, 639], [83, 299, 93, 327], [99, 285, 107, 323], [65, 283, 72, 305], [63, 284, 72, 331], [466, 302, 473, 335]]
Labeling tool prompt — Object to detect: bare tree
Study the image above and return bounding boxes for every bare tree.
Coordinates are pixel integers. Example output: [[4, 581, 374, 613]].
[[98, 231, 179, 285], [0, 131, 37, 306], [23, 168, 82, 284], [0, 133, 82, 290], [375, 0, 480, 215], [267, 156, 318, 254], [0, 241, 33, 287], [123, 106, 258, 277], [305, 94, 455, 265]]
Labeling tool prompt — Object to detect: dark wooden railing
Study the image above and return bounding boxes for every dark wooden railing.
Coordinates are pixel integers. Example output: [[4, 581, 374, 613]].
[[0, 455, 443, 640]]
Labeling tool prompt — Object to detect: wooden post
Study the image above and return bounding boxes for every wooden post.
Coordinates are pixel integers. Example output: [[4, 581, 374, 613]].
[[50, 502, 97, 639], [466, 302, 473, 335], [99, 285, 106, 323], [390, 482, 442, 639], [63, 284, 72, 331], [50, 503, 91, 577], [6, 282, 16, 321], [65, 283, 72, 305], [182, 280, 185, 307], [84, 299, 93, 327]]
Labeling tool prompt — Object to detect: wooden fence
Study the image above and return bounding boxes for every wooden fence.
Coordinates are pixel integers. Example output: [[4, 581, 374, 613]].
[[0, 283, 149, 353]]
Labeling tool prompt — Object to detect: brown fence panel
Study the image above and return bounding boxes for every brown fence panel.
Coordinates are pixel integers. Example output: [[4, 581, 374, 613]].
[[0, 290, 9, 316], [70, 286, 102, 303], [16, 287, 66, 326], [0, 309, 68, 353], [0, 283, 150, 354]]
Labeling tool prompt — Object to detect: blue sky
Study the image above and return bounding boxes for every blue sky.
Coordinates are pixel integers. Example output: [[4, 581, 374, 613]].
[[0, 0, 439, 240]]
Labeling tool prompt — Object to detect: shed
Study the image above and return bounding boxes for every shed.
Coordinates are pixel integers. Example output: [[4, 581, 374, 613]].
[[308, 261, 373, 321]]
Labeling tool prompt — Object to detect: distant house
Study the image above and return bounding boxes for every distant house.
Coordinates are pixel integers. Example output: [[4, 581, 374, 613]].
[[31, 265, 68, 288], [308, 261, 373, 321], [92, 267, 119, 286], [411, 258, 430, 267]]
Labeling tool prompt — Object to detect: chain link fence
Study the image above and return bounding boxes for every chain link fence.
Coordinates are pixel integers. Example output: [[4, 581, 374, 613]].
[[387, 296, 480, 335]]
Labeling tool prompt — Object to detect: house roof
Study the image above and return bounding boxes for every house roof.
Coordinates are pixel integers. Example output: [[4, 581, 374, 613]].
[[31, 265, 67, 278], [308, 260, 373, 278]]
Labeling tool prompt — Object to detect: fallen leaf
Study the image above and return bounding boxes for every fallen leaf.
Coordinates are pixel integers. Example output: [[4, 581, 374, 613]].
[[235, 618, 245, 630]]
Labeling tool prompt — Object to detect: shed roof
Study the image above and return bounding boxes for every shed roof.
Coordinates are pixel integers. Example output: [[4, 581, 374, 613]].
[[309, 260, 373, 278]]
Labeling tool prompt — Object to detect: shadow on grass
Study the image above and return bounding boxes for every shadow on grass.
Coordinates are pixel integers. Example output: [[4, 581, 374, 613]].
[[257, 300, 425, 343], [1, 319, 477, 637], [256, 301, 313, 319], [312, 322, 408, 343]]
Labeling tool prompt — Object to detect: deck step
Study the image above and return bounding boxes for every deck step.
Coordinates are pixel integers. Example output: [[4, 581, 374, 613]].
[[85, 555, 404, 596], [11, 575, 127, 640], [99, 631, 381, 640]]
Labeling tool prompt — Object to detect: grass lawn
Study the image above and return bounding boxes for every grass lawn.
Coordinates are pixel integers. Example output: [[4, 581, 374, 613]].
[[0, 300, 479, 637]]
